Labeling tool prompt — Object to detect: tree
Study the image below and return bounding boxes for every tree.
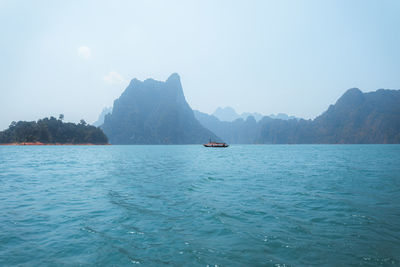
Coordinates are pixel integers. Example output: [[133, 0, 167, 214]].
[[0, 117, 108, 144], [59, 114, 64, 121], [80, 119, 87, 125]]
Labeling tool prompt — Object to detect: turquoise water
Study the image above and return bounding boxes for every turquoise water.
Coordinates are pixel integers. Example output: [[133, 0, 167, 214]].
[[0, 145, 400, 266]]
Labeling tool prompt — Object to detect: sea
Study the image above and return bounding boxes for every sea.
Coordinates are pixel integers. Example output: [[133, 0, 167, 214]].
[[0, 145, 399, 266]]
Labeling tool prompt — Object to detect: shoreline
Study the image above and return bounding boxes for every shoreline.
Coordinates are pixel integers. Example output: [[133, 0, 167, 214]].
[[0, 142, 110, 146]]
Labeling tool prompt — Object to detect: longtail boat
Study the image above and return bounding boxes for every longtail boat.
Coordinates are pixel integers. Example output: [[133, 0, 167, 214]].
[[203, 139, 229, 147]]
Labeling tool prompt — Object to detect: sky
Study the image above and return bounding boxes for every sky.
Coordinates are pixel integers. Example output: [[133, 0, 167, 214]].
[[1, 0, 400, 130]]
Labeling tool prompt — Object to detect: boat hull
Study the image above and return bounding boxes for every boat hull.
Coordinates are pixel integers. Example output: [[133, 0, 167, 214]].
[[203, 143, 229, 148]]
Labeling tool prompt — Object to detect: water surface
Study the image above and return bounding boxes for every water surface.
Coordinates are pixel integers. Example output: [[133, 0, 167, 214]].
[[0, 145, 399, 266]]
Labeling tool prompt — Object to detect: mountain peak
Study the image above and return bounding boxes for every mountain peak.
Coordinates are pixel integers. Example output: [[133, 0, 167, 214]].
[[166, 73, 180, 83], [212, 107, 240, 122], [344, 87, 362, 95], [335, 87, 364, 107], [129, 78, 141, 86]]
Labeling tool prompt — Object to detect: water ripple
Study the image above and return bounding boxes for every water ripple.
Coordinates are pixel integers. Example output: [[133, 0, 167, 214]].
[[0, 145, 399, 266]]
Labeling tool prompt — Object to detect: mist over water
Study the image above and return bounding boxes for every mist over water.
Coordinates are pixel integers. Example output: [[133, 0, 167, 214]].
[[1, 145, 399, 266]]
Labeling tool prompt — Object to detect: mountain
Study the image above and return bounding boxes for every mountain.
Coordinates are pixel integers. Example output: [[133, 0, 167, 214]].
[[212, 107, 240, 122], [0, 117, 108, 144], [241, 112, 264, 121], [93, 107, 112, 127], [310, 88, 400, 143], [212, 106, 297, 122], [255, 117, 314, 144], [102, 73, 219, 144], [194, 110, 258, 144], [195, 88, 400, 144]]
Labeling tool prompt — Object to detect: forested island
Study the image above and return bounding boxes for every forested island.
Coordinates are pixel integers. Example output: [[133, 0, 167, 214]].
[[0, 116, 108, 145]]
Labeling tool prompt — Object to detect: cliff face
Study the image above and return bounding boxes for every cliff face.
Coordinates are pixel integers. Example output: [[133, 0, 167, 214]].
[[102, 73, 219, 144]]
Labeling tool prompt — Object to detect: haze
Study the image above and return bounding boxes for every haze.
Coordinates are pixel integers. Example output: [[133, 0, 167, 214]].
[[1, 0, 399, 130]]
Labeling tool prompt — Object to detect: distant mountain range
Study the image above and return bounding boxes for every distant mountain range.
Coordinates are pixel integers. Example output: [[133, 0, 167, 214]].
[[93, 107, 112, 127], [96, 73, 400, 144], [102, 73, 219, 144], [195, 88, 400, 144], [193, 110, 258, 144], [212, 106, 297, 122]]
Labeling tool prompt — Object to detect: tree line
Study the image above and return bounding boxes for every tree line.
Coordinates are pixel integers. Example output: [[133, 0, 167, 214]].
[[0, 115, 108, 144]]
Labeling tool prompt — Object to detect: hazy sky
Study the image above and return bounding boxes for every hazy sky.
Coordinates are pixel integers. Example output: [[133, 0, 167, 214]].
[[1, 0, 399, 130]]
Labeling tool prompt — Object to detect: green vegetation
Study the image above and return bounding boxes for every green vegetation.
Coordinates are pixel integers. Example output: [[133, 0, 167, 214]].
[[0, 116, 108, 144]]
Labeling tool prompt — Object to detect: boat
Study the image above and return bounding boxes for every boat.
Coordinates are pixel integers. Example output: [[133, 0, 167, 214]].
[[203, 139, 229, 147]]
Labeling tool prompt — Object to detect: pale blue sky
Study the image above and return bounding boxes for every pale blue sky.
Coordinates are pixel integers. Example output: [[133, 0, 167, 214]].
[[1, 0, 399, 129]]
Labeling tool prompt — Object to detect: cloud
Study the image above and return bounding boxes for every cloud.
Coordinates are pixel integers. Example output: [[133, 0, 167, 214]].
[[103, 71, 128, 85], [78, 46, 91, 59]]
